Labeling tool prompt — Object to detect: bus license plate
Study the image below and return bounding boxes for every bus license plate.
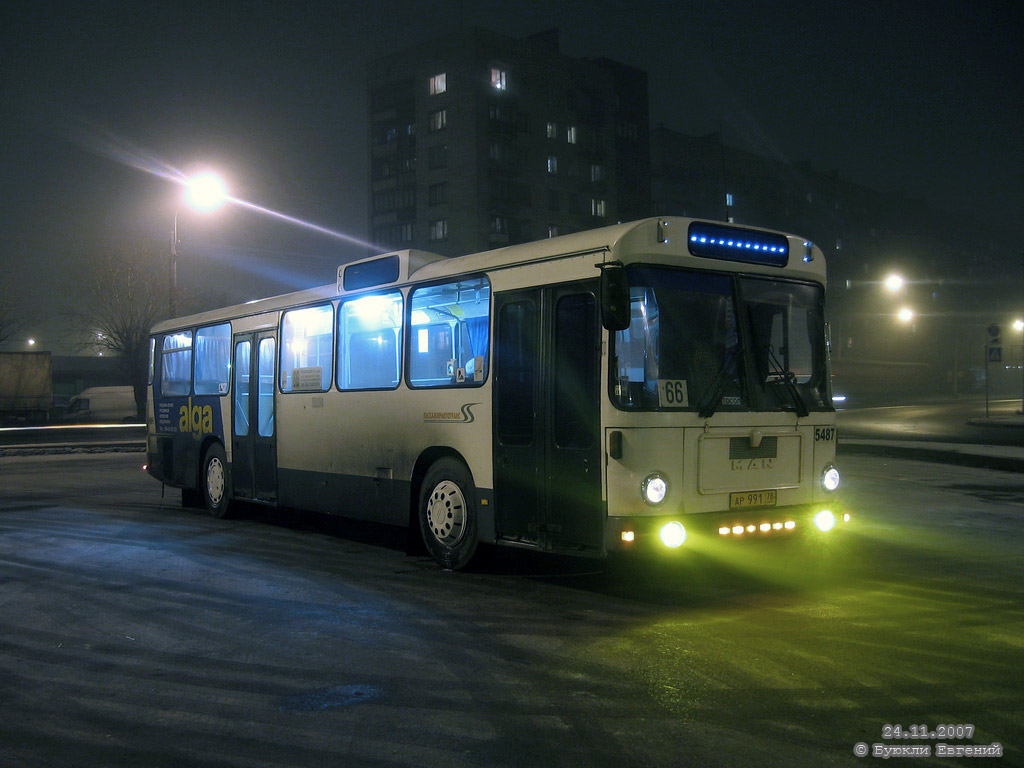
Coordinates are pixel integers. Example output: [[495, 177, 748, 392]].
[[729, 490, 777, 509]]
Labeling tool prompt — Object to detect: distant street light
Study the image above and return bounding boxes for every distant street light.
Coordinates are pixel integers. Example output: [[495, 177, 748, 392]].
[[883, 273, 905, 293], [170, 171, 228, 316], [1013, 318, 1024, 332], [896, 307, 914, 324]]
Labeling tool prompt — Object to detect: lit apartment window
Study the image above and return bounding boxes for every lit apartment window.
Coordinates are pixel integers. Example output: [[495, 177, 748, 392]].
[[429, 73, 446, 95], [429, 219, 448, 241], [491, 216, 509, 235], [547, 225, 559, 238], [490, 68, 507, 90], [547, 155, 558, 174], [590, 164, 604, 182], [546, 122, 558, 139], [566, 125, 577, 144], [591, 198, 606, 217], [428, 109, 448, 132]]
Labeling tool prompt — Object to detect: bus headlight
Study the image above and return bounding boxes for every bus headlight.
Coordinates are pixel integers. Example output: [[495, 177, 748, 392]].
[[813, 509, 836, 532], [659, 521, 687, 548], [821, 465, 840, 492], [641, 473, 668, 505]]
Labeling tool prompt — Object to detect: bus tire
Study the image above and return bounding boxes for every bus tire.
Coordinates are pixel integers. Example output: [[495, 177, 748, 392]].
[[418, 457, 479, 570], [202, 442, 232, 519]]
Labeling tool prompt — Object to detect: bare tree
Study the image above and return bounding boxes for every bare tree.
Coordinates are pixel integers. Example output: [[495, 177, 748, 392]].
[[64, 240, 168, 419], [0, 278, 33, 346]]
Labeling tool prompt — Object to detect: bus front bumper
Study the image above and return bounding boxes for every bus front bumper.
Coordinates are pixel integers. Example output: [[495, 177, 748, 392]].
[[605, 503, 851, 554]]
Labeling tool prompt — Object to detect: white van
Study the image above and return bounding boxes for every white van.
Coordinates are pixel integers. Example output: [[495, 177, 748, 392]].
[[65, 386, 138, 423]]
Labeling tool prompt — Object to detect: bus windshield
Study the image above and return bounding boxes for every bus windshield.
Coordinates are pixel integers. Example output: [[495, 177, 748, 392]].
[[611, 267, 830, 413]]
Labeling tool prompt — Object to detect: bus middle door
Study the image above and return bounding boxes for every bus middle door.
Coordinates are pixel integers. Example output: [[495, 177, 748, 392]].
[[231, 332, 278, 502]]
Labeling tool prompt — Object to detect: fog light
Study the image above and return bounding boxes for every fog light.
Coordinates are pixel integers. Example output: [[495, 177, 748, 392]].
[[719, 526, 730, 536], [659, 521, 687, 548], [813, 509, 836, 532], [642, 473, 668, 505], [784, 520, 796, 530]]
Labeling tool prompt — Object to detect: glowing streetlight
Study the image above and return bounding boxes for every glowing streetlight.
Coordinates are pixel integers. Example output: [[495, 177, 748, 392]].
[[883, 273, 905, 293], [1013, 319, 1024, 332], [896, 307, 914, 324], [170, 171, 229, 315], [184, 171, 229, 212]]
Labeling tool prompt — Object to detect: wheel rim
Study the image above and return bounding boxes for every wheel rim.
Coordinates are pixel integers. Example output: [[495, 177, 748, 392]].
[[426, 479, 466, 546], [207, 457, 226, 507]]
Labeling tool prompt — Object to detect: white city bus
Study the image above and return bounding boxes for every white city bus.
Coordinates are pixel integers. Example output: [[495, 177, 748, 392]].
[[146, 216, 846, 569]]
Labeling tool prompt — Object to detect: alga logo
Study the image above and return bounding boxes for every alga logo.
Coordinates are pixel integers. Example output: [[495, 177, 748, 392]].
[[423, 403, 480, 424], [179, 397, 214, 440]]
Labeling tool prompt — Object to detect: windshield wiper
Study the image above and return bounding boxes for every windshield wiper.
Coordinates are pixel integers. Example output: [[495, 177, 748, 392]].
[[698, 349, 742, 418], [764, 345, 809, 418]]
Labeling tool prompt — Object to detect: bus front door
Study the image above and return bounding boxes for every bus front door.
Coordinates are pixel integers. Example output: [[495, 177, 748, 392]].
[[231, 332, 278, 502], [494, 286, 602, 553]]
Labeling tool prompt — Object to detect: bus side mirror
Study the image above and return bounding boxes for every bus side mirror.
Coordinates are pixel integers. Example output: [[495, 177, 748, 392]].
[[600, 262, 631, 331]]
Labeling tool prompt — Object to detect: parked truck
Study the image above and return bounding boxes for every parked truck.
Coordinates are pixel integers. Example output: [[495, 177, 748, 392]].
[[0, 351, 53, 424]]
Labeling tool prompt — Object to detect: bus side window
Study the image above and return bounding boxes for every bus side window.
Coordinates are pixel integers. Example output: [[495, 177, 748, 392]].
[[194, 323, 231, 395], [409, 277, 490, 387], [161, 331, 193, 396], [337, 291, 403, 390], [280, 304, 334, 392]]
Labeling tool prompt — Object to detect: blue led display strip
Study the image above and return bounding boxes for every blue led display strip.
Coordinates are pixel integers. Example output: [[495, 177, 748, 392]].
[[687, 222, 790, 267]]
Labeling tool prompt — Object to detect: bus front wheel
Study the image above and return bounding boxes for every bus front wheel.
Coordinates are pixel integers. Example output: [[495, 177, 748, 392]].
[[418, 458, 479, 570], [202, 443, 232, 519]]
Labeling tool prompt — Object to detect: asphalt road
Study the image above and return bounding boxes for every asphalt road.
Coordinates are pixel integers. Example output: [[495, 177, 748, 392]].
[[0, 452, 1021, 767], [837, 397, 1024, 446]]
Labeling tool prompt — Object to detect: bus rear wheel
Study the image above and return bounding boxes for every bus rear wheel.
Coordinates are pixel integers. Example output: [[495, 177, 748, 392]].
[[202, 443, 233, 519], [419, 458, 479, 570]]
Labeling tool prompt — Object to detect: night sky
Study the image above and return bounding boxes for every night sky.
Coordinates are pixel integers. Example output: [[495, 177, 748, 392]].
[[2, 0, 1022, 351]]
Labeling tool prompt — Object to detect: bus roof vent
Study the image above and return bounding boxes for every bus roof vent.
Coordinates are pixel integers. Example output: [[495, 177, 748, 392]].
[[337, 249, 447, 293]]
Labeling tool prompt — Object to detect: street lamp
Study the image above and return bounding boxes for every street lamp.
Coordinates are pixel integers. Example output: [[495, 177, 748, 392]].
[[884, 273, 905, 293], [170, 171, 229, 316], [896, 307, 914, 324]]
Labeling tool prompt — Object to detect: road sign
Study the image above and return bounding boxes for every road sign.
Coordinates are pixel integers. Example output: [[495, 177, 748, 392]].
[[987, 346, 1003, 362]]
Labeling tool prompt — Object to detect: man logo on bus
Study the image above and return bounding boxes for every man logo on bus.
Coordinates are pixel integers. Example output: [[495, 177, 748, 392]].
[[178, 397, 214, 440]]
